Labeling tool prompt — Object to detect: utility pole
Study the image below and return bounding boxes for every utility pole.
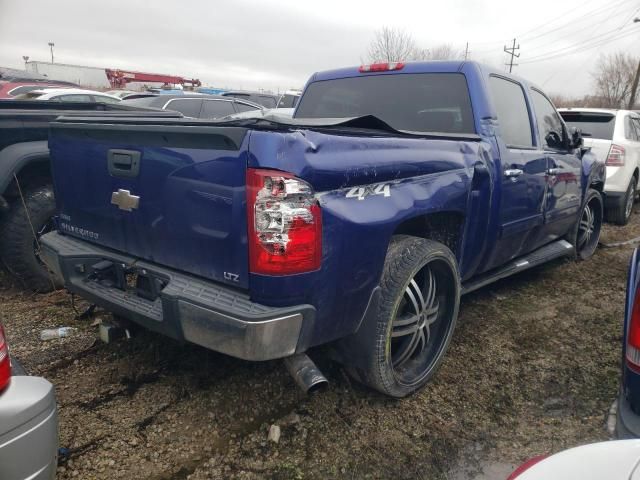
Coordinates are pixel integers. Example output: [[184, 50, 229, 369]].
[[48, 42, 54, 63], [464, 42, 469, 60], [627, 18, 640, 109], [504, 38, 520, 73]]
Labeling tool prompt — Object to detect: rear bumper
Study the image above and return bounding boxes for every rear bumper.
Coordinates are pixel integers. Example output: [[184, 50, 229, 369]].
[[40, 232, 314, 361], [0, 376, 58, 480], [604, 190, 625, 208], [605, 165, 633, 194]]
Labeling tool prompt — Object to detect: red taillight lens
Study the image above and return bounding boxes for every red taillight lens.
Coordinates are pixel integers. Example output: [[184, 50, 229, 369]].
[[246, 168, 322, 275], [0, 325, 11, 392], [359, 62, 405, 73], [627, 285, 640, 372], [507, 455, 548, 479], [606, 144, 625, 166]]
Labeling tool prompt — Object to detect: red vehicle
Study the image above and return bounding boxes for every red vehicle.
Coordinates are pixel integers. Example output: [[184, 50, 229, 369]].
[[0, 67, 76, 99]]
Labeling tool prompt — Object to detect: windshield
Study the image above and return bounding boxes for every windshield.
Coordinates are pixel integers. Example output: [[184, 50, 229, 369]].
[[559, 112, 615, 140], [294, 73, 475, 134]]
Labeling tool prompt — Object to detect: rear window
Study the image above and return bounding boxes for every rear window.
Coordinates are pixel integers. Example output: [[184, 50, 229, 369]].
[[12, 92, 41, 100], [294, 73, 475, 134], [559, 112, 615, 140], [8, 85, 49, 96]]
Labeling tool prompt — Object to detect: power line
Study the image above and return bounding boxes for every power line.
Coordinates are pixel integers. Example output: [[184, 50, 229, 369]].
[[519, 0, 632, 42], [523, 0, 636, 55], [520, 24, 639, 64], [518, 12, 639, 64], [541, 1, 633, 87], [472, 0, 634, 56], [504, 38, 520, 73]]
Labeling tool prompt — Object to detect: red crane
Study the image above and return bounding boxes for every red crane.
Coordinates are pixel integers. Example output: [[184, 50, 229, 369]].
[[105, 69, 201, 89]]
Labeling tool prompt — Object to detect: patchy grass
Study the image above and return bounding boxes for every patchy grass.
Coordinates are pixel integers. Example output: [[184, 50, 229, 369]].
[[2, 210, 640, 479]]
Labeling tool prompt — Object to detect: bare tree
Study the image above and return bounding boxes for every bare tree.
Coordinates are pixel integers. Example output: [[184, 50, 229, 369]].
[[427, 44, 462, 61], [367, 27, 422, 63], [366, 27, 462, 63], [592, 52, 638, 108]]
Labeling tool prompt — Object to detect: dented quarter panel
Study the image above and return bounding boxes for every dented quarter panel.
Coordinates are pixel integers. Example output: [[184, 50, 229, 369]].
[[247, 129, 495, 347]]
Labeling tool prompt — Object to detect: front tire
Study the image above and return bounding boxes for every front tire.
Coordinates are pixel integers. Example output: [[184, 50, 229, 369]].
[[573, 188, 603, 260], [348, 236, 460, 398], [0, 184, 61, 292]]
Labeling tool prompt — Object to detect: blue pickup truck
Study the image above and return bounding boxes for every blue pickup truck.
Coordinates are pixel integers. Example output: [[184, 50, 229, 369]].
[[41, 61, 604, 397]]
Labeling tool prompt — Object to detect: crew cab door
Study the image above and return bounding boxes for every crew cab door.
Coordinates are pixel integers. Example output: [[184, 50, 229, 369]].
[[530, 89, 581, 237], [487, 75, 548, 269]]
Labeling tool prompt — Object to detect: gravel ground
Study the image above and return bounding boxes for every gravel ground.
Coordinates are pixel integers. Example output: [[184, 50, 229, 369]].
[[2, 211, 639, 480]]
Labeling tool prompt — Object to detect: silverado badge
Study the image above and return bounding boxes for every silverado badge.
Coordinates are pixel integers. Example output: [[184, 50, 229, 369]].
[[111, 189, 140, 211]]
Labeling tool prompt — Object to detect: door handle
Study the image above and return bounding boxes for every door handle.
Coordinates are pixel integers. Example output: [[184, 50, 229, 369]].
[[504, 168, 524, 178], [108, 149, 141, 178], [546, 168, 561, 175]]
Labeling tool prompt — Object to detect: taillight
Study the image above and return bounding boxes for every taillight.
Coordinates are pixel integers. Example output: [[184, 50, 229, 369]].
[[246, 168, 322, 275], [627, 284, 640, 372], [0, 325, 10, 392], [606, 144, 625, 166], [507, 455, 548, 479], [359, 62, 405, 73]]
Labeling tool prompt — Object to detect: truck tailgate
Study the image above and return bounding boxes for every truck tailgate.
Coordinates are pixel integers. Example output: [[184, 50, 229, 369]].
[[49, 117, 251, 289]]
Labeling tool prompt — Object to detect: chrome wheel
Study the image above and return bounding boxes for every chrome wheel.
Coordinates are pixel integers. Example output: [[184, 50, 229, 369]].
[[625, 179, 636, 220], [577, 203, 594, 250], [389, 258, 456, 387], [391, 269, 439, 368], [575, 189, 602, 260]]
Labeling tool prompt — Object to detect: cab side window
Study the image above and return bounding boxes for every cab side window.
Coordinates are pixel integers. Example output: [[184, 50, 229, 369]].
[[530, 90, 566, 150], [488, 76, 534, 148]]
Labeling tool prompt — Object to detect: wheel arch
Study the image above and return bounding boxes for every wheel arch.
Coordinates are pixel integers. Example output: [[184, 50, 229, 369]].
[[0, 141, 51, 199], [391, 211, 465, 258]]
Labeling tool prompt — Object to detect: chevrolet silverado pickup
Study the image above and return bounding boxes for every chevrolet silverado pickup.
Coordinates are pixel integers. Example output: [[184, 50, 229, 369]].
[[41, 61, 604, 397]]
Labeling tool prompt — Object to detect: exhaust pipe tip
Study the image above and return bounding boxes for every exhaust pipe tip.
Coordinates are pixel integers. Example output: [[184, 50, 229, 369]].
[[283, 353, 328, 394]]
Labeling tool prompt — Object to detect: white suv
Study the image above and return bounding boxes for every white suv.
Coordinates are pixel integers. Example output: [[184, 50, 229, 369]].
[[560, 108, 640, 225]]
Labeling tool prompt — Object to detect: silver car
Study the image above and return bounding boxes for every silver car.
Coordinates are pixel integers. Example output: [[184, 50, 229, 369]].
[[0, 324, 58, 480]]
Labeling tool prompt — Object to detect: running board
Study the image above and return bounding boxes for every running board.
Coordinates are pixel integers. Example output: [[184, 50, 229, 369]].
[[462, 239, 574, 295]]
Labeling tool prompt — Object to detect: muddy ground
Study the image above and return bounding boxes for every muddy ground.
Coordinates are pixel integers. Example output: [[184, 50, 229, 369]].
[[2, 213, 639, 480]]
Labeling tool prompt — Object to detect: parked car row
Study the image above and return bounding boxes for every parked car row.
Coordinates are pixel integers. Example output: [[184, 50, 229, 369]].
[[121, 93, 263, 118], [13, 87, 122, 104]]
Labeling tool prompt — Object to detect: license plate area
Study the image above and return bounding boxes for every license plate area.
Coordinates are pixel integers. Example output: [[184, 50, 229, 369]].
[[84, 260, 168, 301]]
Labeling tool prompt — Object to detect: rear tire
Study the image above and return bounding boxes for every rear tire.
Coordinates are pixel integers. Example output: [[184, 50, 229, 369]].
[[0, 184, 61, 292], [606, 177, 636, 225], [346, 236, 460, 398]]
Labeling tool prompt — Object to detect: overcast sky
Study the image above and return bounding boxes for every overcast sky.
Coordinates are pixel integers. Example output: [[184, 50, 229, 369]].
[[1, 0, 639, 96]]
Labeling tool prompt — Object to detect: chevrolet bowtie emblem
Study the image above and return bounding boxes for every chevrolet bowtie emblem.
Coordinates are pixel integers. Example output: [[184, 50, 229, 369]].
[[111, 189, 140, 211]]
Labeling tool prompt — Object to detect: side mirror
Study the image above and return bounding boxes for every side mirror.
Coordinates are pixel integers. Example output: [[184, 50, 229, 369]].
[[568, 126, 583, 150], [545, 131, 564, 150]]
